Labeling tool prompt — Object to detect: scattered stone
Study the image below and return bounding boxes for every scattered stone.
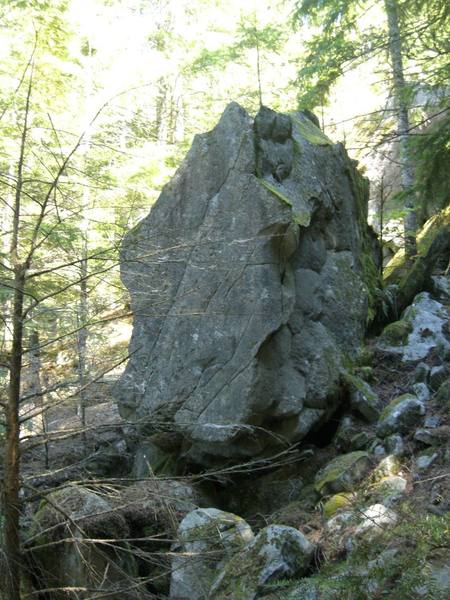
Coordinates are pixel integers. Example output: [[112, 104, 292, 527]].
[[372, 455, 402, 479], [430, 365, 450, 391], [424, 415, 441, 428], [435, 378, 450, 409], [384, 434, 405, 456], [376, 293, 450, 362], [350, 431, 373, 450], [411, 382, 430, 403], [210, 525, 314, 598], [314, 451, 372, 496], [414, 362, 430, 383], [354, 504, 398, 536], [414, 428, 442, 446], [370, 476, 407, 506], [323, 493, 354, 519], [326, 510, 356, 532], [377, 393, 425, 438], [170, 508, 254, 600], [416, 452, 439, 470], [373, 444, 386, 457], [431, 275, 450, 300], [344, 373, 381, 422]]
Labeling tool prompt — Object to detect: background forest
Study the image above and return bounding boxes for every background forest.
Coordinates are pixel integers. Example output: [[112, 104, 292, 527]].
[[0, 0, 449, 598]]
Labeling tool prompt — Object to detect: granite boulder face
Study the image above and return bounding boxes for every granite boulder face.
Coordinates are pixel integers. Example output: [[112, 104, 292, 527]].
[[116, 102, 376, 466]]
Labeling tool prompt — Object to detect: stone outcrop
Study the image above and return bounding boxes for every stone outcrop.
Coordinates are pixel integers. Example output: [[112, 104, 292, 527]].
[[116, 102, 377, 466]]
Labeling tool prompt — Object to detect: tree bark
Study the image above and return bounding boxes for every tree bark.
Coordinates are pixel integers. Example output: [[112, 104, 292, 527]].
[[385, 0, 417, 259], [3, 268, 24, 600], [77, 250, 88, 449]]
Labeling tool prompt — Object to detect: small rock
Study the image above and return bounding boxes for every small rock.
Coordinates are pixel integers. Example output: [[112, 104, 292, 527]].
[[414, 428, 441, 446], [431, 275, 450, 300], [384, 434, 405, 456], [416, 452, 439, 470], [314, 451, 372, 496], [355, 504, 397, 536], [345, 374, 381, 423], [350, 431, 373, 450], [414, 362, 430, 383], [424, 415, 441, 428], [435, 378, 450, 408], [334, 415, 365, 451], [326, 510, 356, 532], [322, 493, 354, 519], [430, 365, 449, 391], [373, 444, 386, 457], [372, 455, 402, 479], [377, 393, 425, 438], [370, 476, 407, 506], [410, 382, 430, 403]]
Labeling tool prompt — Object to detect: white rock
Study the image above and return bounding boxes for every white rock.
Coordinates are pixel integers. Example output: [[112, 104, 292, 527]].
[[411, 382, 430, 403], [355, 504, 398, 535]]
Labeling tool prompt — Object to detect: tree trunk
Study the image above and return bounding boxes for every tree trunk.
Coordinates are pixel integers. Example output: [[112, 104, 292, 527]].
[[2, 66, 34, 600], [77, 251, 88, 447], [384, 0, 417, 259], [27, 329, 48, 468], [2, 268, 24, 600]]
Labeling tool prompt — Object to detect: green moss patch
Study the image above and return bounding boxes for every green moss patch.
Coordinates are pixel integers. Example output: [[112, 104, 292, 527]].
[[323, 493, 354, 519], [260, 179, 311, 226], [314, 451, 371, 496], [380, 319, 413, 346], [291, 115, 332, 146]]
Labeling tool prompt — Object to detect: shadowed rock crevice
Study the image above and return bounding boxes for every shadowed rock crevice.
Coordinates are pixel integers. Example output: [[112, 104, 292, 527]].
[[115, 102, 377, 466]]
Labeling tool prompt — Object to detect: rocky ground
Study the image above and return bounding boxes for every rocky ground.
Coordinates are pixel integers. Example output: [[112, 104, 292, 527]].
[[15, 102, 450, 599], [20, 274, 450, 599]]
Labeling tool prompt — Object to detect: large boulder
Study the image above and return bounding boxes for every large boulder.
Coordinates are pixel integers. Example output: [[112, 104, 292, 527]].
[[116, 103, 377, 465], [27, 486, 138, 599], [377, 292, 449, 361], [377, 393, 426, 438], [169, 508, 254, 600], [209, 524, 314, 599]]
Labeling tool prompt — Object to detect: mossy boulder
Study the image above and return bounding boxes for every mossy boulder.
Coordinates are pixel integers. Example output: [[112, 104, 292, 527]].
[[435, 378, 450, 409], [323, 493, 354, 519], [119, 478, 202, 534], [377, 394, 425, 437], [28, 486, 137, 599], [384, 204, 450, 285], [30, 485, 129, 544], [209, 525, 314, 599], [376, 292, 450, 362], [344, 373, 381, 422], [314, 451, 372, 496], [380, 320, 413, 346], [170, 508, 254, 600], [430, 366, 450, 392]]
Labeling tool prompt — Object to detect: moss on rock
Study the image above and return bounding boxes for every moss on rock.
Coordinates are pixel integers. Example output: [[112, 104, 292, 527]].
[[291, 114, 332, 146], [209, 525, 314, 599], [380, 320, 413, 346], [323, 493, 354, 519], [377, 394, 425, 437], [314, 451, 372, 496]]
